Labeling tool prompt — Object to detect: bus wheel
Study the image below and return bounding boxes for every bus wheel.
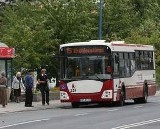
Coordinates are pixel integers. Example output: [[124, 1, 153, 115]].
[[134, 98, 141, 104], [134, 86, 148, 104], [71, 102, 79, 108], [118, 90, 125, 106], [141, 86, 148, 103]]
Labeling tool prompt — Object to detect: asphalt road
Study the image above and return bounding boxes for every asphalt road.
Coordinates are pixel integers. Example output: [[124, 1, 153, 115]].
[[0, 95, 160, 129]]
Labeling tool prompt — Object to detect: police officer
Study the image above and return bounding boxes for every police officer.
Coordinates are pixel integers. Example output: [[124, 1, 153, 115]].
[[38, 69, 49, 105]]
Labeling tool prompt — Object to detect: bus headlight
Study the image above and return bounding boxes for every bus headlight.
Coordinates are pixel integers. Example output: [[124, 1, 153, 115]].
[[60, 91, 69, 100], [101, 90, 112, 99]]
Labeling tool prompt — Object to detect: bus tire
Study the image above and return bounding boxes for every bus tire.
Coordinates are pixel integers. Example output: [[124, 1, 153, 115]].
[[118, 89, 125, 106], [134, 98, 141, 104], [141, 85, 148, 103], [134, 85, 148, 104], [71, 102, 79, 108]]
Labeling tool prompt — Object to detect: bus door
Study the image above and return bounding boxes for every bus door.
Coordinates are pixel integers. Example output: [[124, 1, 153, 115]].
[[112, 53, 120, 101]]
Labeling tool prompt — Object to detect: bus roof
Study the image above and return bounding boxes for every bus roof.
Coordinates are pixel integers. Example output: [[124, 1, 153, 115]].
[[60, 40, 154, 52]]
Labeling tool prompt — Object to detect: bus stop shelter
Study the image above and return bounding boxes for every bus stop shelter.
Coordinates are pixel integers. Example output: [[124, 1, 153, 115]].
[[0, 41, 14, 88]]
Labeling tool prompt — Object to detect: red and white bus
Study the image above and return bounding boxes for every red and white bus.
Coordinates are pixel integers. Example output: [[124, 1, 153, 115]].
[[59, 40, 156, 107]]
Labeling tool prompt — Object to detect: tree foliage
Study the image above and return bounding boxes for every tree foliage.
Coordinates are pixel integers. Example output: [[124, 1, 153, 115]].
[[0, 0, 160, 81]]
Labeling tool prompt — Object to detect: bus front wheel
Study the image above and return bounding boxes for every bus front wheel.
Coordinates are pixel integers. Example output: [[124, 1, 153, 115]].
[[118, 90, 125, 106], [141, 86, 148, 103]]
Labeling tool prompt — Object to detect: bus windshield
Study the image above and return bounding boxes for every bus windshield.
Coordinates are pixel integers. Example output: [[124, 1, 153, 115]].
[[61, 55, 112, 80]]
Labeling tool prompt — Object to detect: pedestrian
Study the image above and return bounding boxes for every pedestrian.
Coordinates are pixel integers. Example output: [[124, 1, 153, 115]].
[[0, 72, 8, 108], [38, 69, 49, 106], [12, 72, 24, 103], [24, 69, 34, 107]]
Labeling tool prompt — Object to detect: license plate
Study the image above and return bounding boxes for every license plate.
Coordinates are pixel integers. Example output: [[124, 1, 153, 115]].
[[80, 99, 91, 102]]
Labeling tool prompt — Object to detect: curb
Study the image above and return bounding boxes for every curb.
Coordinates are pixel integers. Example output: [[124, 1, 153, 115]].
[[0, 100, 62, 115], [0, 106, 57, 114]]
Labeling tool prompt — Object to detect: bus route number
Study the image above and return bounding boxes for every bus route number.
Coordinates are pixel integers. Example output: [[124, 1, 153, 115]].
[[70, 88, 76, 93]]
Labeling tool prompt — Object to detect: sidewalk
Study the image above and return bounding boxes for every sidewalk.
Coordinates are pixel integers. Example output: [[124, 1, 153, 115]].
[[0, 100, 63, 114]]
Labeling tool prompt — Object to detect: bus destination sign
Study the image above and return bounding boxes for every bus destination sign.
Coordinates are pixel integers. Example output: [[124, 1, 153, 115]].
[[64, 46, 106, 55]]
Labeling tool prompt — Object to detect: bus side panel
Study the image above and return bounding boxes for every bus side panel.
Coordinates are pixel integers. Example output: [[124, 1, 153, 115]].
[[115, 86, 144, 101], [125, 85, 144, 99], [119, 84, 156, 100], [148, 84, 156, 96], [100, 79, 114, 101], [116, 89, 121, 101], [113, 79, 120, 101]]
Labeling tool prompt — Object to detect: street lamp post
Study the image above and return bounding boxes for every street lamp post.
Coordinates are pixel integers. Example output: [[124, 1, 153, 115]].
[[98, 0, 103, 40]]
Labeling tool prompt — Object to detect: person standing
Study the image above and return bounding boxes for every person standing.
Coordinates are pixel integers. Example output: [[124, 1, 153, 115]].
[[38, 69, 49, 106], [12, 72, 24, 103], [0, 72, 7, 108], [24, 70, 34, 107]]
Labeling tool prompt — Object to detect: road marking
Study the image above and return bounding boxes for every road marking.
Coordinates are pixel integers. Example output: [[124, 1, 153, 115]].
[[0, 118, 49, 129], [111, 118, 160, 129], [107, 109, 119, 112], [133, 105, 143, 109], [74, 108, 118, 117], [74, 113, 88, 116]]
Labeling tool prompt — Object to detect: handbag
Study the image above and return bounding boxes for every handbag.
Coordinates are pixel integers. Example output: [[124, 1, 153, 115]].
[[36, 83, 40, 90], [10, 89, 14, 102]]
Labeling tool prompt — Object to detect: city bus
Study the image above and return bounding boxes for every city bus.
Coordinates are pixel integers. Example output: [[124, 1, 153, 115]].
[[59, 40, 156, 108]]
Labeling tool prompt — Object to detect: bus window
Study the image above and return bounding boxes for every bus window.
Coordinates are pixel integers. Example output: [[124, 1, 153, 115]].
[[63, 56, 110, 79], [135, 50, 154, 70], [135, 51, 140, 70], [143, 51, 149, 69], [94, 58, 103, 74], [105, 57, 112, 74], [140, 51, 146, 69], [119, 53, 125, 77], [124, 53, 130, 77], [66, 63, 74, 78], [130, 53, 135, 75], [148, 51, 154, 69], [112, 53, 119, 77]]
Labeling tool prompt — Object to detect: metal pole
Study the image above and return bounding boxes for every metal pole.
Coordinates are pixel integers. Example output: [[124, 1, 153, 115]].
[[10, 59, 14, 102], [98, 0, 103, 40]]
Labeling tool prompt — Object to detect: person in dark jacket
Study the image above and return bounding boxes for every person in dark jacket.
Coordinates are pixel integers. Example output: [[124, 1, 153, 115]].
[[0, 72, 7, 108], [24, 69, 34, 107], [38, 69, 49, 106]]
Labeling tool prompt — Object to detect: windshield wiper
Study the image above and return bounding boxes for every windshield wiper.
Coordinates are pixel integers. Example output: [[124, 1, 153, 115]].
[[94, 74, 102, 80]]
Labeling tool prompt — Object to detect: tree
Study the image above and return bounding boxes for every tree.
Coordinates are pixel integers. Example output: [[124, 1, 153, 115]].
[[1, 1, 56, 72], [1, 0, 160, 82], [0, 0, 98, 77]]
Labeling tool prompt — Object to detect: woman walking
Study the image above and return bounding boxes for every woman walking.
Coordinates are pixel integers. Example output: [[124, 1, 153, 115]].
[[12, 72, 24, 103]]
